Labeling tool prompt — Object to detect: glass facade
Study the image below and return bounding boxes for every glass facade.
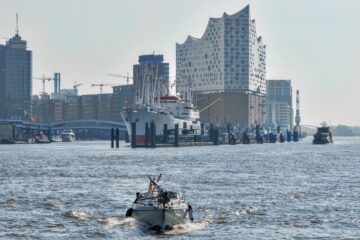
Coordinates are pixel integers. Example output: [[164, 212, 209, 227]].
[[0, 33, 32, 120]]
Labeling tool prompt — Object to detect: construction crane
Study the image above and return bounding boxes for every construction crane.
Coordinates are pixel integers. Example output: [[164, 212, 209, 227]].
[[108, 72, 133, 85], [91, 83, 116, 94], [34, 74, 53, 96], [73, 82, 82, 95]]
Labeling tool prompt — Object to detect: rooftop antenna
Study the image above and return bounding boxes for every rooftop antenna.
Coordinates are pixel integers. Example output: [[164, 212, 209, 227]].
[[16, 13, 19, 35]]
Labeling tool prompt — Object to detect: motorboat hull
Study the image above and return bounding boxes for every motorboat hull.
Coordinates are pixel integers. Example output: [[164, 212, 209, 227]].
[[61, 135, 75, 142], [132, 206, 188, 230]]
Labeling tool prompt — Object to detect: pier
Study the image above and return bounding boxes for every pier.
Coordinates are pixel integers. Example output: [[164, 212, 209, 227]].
[[113, 122, 301, 149]]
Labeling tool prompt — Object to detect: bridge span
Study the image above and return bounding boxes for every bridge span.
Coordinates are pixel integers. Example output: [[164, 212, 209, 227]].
[[0, 119, 127, 140]]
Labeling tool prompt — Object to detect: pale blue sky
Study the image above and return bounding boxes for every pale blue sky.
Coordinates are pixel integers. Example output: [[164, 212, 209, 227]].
[[1, 0, 359, 125]]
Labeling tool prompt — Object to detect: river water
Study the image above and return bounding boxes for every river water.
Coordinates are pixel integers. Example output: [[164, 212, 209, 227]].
[[0, 137, 360, 239]]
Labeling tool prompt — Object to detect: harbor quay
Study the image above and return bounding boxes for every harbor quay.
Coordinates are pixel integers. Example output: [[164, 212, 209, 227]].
[[109, 121, 301, 149]]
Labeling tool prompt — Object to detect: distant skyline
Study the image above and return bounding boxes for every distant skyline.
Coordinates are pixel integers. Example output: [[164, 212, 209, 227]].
[[1, 0, 359, 125]]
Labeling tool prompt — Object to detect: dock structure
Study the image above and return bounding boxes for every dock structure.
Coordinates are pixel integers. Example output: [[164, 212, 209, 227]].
[[109, 121, 302, 149]]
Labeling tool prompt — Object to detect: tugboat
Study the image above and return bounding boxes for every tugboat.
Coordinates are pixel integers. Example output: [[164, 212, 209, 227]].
[[125, 175, 193, 231], [313, 122, 333, 144]]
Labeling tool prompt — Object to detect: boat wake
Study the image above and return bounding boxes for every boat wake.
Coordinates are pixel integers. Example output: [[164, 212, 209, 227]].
[[98, 216, 136, 228], [64, 210, 88, 220], [234, 205, 265, 216], [163, 219, 211, 235]]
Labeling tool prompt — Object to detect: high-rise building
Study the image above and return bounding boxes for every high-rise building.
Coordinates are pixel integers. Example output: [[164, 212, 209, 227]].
[[265, 80, 293, 131], [133, 54, 169, 104], [0, 15, 32, 120], [176, 5, 266, 95], [176, 5, 266, 128]]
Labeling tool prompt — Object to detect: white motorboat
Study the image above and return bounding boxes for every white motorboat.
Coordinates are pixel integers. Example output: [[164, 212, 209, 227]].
[[50, 135, 62, 143], [125, 175, 193, 231], [60, 129, 76, 142]]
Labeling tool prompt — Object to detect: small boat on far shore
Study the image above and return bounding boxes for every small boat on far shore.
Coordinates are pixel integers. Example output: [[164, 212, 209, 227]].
[[61, 129, 76, 142], [125, 175, 193, 231], [50, 135, 62, 143]]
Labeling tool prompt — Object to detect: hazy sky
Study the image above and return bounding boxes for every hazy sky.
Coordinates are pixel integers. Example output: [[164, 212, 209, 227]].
[[1, 0, 359, 125]]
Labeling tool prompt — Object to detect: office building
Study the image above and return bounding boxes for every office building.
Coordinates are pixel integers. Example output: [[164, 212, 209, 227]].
[[265, 80, 293, 131], [0, 17, 32, 120], [133, 54, 169, 104], [112, 84, 136, 122]]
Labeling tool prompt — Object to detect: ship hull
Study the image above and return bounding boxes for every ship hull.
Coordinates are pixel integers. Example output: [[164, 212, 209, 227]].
[[61, 135, 75, 142], [132, 206, 188, 230], [313, 135, 331, 144], [121, 108, 201, 144]]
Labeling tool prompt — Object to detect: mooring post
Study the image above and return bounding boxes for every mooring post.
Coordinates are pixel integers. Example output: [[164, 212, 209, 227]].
[[48, 127, 52, 141], [163, 124, 168, 144], [131, 122, 136, 148], [111, 128, 115, 148], [243, 130, 250, 144], [293, 128, 299, 142], [209, 123, 214, 141], [174, 124, 179, 147], [150, 121, 156, 148], [213, 128, 219, 145], [26, 125, 30, 139], [227, 123, 231, 144], [12, 124, 16, 140], [115, 128, 120, 148], [256, 124, 260, 144], [125, 131, 130, 143], [279, 132, 285, 143], [145, 122, 149, 147], [287, 130, 291, 142], [183, 122, 187, 135]]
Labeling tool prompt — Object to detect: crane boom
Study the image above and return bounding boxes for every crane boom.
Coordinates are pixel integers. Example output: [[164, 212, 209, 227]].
[[91, 83, 116, 94], [108, 72, 133, 85], [34, 74, 53, 95], [73, 82, 82, 95]]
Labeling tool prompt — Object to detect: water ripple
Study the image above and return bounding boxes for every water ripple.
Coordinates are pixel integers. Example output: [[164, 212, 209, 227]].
[[0, 137, 360, 238]]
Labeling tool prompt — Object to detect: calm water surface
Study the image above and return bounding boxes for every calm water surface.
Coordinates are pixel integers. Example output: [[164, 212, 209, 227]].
[[1, 137, 360, 239]]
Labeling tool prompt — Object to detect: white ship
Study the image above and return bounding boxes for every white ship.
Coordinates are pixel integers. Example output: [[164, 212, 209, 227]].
[[60, 129, 76, 142], [121, 95, 201, 144]]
